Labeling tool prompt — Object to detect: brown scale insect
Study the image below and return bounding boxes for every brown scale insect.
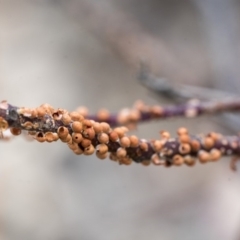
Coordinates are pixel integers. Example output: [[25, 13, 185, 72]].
[[0, 117, 8, 139], [178, 143, 191, 155], [10, 127, 21, 136]]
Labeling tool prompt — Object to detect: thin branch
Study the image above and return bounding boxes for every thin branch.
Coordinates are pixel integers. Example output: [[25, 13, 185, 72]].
[[138, 67, 240, 132], [86, 98, 240, 127], [138, 65, 236, 101], [1, 101, 240, 169]]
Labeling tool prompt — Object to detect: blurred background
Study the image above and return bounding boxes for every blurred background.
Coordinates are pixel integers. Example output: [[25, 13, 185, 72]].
[[1, 0, 240, 239]]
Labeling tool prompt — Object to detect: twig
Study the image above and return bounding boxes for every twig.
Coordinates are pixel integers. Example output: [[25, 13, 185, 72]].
[[86, 98, 240, 127], [0, 100, 240, 169], [138, 66, 235, 101]]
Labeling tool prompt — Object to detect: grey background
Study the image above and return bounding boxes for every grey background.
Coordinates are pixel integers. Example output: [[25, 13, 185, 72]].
[[1, 1, 240, 240]]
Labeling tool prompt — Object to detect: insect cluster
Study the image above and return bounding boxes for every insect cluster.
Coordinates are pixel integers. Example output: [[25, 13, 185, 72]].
[[1, 100, 240, 169]]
